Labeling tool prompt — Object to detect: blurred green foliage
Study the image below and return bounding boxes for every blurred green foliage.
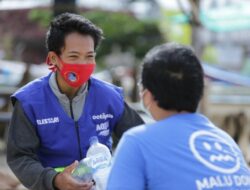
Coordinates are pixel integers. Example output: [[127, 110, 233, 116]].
[[159, 9, 220, 65], [202, 45, 218, 64], [28, 9, 164, 65], [28, 9, 52, 28], [159, 9, 191, 45], [82, 11, 164, 62]]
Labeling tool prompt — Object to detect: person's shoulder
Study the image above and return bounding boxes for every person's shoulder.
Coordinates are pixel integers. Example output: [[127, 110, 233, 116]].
[[124, 123, 155, 138], [12, 75, 50, 99]]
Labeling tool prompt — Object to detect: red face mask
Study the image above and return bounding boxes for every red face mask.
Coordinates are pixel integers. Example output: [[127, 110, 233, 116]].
[[46, 56, 95, 88]]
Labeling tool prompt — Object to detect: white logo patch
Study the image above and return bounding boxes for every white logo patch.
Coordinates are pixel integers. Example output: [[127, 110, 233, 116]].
[[98, 129, 110, 137], [92, 113, 113, 120], [189, 130, 241, 174], [96, 121, 110, 136], [36, 117, 59, 125], [96, 121, 109, 131]]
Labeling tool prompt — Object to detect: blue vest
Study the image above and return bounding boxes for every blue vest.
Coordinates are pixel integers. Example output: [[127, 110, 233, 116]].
[[12, 74, 124, 168]]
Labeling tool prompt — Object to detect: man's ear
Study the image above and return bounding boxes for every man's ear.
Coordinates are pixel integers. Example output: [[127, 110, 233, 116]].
[[46, 52, 60, 71], [48, 51, 58, 66], [144, 89, 155, 106], [148, 90, 156, 104]]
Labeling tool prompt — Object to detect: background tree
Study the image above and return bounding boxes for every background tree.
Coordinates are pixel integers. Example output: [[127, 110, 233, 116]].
[[83, 11, 163, 60], [83, 10, 164, 101], [177, 0, 204, 58], [1, 6, 164, 101], [53, 0, 77, 17]]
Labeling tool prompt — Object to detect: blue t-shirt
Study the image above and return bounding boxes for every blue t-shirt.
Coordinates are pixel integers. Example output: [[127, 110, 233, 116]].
[[107, 113, 250, 190]]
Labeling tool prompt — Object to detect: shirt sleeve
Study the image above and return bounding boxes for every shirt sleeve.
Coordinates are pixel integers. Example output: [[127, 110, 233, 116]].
[[113, 102, 144, 139], [6, 100, 58, 190], [106, 134, 145, 190]]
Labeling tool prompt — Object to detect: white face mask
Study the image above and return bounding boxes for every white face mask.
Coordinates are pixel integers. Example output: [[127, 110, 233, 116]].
[[140, 90, 152, 118]]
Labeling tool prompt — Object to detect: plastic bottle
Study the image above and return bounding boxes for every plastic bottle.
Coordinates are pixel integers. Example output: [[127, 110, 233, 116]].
[[71, 157, 93, 183], [86, 136, 112, 190]]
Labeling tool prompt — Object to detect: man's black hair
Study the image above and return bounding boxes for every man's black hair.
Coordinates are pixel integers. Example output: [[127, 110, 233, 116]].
[[141, 43, 204, 112], [46, 12, 103, 55]]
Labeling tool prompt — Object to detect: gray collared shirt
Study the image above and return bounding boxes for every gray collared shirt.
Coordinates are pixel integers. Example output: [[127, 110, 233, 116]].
[[49, 72, 88, 121]]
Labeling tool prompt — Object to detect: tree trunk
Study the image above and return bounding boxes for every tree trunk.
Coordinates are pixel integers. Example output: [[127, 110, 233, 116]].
[[192, 25, 204, 58], [53, 0, 77, 17]]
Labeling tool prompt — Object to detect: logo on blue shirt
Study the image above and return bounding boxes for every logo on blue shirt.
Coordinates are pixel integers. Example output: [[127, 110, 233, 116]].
[[189, 130, 241, 174], [92, 113, 114, 120], [36, 117, 60, 125]]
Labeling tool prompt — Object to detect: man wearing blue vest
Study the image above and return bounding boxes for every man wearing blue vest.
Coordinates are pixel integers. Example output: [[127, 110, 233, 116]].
[[107, 43, 250, 190], [7, 13, 144, 190]]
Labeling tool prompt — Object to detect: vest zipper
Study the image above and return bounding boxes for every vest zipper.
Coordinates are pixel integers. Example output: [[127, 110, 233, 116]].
[[69, 99, 83, 160]]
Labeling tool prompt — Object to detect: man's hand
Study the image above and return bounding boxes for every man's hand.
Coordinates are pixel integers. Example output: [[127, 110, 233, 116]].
[[54, 161, 94, 190]]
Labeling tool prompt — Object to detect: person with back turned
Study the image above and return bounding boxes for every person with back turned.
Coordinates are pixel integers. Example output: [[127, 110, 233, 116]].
[[107, 43, 250, 190]]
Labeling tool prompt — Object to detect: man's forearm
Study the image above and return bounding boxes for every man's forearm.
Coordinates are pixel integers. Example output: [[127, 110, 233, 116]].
[[8, 157, 57, 190]]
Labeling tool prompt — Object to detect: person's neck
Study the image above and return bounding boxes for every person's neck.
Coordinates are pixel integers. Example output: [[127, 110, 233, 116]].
[[63, 86, 79, 100], [153, 109, 178, 121], [151, 105, 188, 121]]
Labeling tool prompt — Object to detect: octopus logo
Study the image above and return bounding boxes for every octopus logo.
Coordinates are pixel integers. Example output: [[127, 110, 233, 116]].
[[189, 130, 241, 174]]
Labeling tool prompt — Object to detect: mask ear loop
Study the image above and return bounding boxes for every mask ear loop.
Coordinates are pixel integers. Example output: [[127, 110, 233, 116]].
[[46, 56, 57, 72], [142, 89, 153, 110]]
